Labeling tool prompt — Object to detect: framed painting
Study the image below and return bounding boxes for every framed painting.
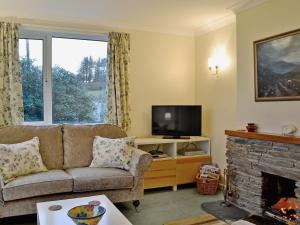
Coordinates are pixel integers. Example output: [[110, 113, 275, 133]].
[[254, 29, 300, 101]]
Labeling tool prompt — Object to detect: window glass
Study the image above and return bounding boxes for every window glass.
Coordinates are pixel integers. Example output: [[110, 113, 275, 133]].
[[19, 39, 44, 122], [51, 37, 107, 124]]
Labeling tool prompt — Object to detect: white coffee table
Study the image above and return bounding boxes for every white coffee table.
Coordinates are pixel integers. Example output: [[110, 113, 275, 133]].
[[37, 195, 132, 225]]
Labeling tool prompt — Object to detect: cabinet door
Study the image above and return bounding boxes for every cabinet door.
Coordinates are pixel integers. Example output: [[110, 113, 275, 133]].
[[176, 156, 211, 184]]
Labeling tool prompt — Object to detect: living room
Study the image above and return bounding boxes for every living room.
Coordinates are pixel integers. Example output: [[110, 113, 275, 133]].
[[1, 0, 300, 225]]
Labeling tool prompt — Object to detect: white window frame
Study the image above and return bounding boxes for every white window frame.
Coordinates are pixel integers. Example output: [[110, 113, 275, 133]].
[[19, 26, 108, 125]]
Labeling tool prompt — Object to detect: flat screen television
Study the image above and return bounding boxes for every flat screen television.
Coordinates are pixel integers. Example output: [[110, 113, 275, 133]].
[[152, 105, 202, 138]]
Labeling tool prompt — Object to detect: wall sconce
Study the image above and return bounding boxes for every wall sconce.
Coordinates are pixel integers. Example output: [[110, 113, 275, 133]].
[[208, 57, 219, 75], [208, 46, 230, 76]]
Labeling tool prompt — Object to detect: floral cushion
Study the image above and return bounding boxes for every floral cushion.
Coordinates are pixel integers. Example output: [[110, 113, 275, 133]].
[[89, 136, 135, 170], [0, 137, 48, 184]]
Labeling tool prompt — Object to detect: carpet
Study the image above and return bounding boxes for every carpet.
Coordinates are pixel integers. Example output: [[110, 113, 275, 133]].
[[163, 214, 228, 225], [201, 200, 250, 224], [0, 187, 223, 225]]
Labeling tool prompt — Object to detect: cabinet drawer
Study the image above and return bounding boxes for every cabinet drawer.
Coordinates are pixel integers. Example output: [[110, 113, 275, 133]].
[[144, 176, 176, 189], [148, 159, 176, 171], [144, 159, 176, 189], [145, 169, 176, 178], [176, 155, 211, 164]]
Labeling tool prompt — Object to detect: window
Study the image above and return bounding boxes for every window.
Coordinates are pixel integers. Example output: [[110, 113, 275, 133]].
[[19, 39, 44, 122], [19, 29, 107, 124]]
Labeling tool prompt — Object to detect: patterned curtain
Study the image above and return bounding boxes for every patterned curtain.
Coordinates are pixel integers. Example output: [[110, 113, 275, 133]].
[[105, 32, 131, 131], [0, 22, 24, 127]]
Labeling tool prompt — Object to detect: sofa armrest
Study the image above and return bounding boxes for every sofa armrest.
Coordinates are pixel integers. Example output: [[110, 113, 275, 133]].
[[129, 147, 152, 189], [0, 175, 4, 206]]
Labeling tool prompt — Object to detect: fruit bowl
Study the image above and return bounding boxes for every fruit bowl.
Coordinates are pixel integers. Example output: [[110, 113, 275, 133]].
[[67, 205, 106, 225]]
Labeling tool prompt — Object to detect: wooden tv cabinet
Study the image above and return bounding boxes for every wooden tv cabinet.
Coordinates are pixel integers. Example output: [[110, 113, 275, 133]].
[[134, 137, 211, 191]]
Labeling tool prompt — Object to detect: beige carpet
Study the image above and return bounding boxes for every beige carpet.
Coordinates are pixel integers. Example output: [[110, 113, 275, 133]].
[[164, 213, 228, 225]]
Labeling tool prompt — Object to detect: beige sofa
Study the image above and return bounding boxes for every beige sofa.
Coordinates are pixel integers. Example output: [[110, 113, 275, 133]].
[[0, 124, 152, 218]]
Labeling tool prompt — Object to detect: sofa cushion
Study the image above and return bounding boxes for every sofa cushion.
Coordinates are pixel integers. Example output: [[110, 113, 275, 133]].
[[0, 125, 63, 169], [66, 167, 134, 192], [90, 136, 134, 170], [63, 124, 127, 169], [0, 137, 48, 184], [3, 170, 73, 201]]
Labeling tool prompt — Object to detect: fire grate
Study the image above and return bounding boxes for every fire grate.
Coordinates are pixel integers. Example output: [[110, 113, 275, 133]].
[[264, 208, 300, 225], [262, 172, 299, 224]]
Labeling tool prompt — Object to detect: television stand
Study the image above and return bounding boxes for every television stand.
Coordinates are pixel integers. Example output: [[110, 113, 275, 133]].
[[134, 137, 211, 191], [162, 136, 190, 139]]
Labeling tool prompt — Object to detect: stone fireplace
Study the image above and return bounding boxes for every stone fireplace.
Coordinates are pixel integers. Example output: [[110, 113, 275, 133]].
[[262, 172, 296, 208], [225, 130, 300, 223]]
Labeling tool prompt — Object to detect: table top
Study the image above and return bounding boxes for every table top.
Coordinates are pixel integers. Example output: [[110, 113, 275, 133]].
[[135, 136, 210, 145], [37, 195, 132, 225]]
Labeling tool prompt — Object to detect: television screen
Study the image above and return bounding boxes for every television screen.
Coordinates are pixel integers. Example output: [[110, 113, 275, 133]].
[[152, 105, 202, 137]]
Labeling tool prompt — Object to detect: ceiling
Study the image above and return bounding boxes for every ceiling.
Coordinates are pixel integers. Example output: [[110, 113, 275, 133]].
[[0, 0, 268, 35]]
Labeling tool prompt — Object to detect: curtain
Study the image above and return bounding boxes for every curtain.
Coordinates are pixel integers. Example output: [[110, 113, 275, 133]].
[[0, 22, 24, 127], [105, 32, 131, 131]]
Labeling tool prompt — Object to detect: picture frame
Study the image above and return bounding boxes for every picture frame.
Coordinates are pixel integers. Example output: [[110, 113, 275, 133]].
[[254, 29, 300, 101]]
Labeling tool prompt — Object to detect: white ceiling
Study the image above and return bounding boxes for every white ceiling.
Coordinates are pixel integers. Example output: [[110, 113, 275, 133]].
[[0, 0, 268, 35]]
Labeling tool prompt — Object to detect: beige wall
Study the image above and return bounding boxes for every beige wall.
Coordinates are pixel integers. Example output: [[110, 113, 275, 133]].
[[9, 0, 300, 169], [237, 0, 300, 135], [128, 31, 196, 136], [1, 17, 196, 137], [195, 23, 237, 170], [194, 0, 300, 170]]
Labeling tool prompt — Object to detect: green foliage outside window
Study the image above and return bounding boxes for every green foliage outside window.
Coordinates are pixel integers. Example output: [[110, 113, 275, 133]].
[[20, 58, 44, 121], [20, 57, 107, 123]]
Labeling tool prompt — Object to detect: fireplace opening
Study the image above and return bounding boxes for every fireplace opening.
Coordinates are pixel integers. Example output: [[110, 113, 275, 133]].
[[262, 172, 299, 224]]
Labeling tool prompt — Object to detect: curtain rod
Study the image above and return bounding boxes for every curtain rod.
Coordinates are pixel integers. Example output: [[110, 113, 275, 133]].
[[0, 17, 110, 35]]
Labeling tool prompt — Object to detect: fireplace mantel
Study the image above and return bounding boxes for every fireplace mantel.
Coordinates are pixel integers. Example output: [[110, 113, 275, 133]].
[[225, 130, 300, 145], [225, 129, 300, 216]]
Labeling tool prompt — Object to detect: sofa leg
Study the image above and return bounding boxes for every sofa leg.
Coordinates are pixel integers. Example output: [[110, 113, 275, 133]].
[[132, 200, 140, 212]]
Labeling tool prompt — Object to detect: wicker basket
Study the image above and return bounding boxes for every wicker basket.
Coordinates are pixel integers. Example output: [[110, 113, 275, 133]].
[[196, 172, 220, 195]]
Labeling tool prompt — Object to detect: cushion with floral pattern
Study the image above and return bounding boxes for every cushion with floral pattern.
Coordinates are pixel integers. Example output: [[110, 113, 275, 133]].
[[89, 136, 135, 170], [0, 137, 48, 184]]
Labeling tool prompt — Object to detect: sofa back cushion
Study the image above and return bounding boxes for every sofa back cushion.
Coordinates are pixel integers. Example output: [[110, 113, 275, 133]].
[[63, 124, 127, 169], [0, 125, 63, 169]]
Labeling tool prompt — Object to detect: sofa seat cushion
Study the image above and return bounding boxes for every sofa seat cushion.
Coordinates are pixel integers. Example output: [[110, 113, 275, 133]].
[[66, 167, 134, 192], [3, 170, 73, 201]]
